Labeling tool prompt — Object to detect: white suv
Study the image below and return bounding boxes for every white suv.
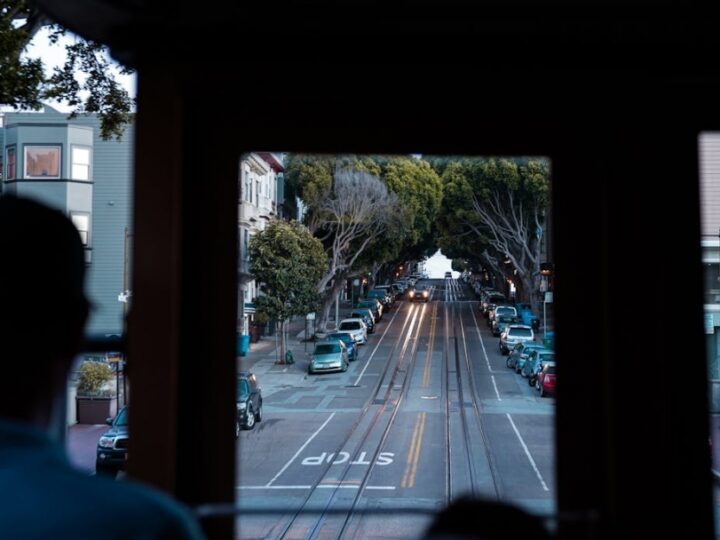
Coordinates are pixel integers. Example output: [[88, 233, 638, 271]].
[[337, 318, 368, 345], [499, 324, 534, 355]]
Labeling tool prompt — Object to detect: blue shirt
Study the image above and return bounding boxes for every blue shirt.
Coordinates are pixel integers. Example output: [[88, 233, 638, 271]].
[[0, 419, 205, 539]]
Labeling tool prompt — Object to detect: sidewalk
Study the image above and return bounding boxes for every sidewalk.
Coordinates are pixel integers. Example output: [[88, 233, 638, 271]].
[[238, 302, 356, 398]]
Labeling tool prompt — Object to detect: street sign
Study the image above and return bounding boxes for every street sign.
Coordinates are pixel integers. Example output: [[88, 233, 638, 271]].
[[306, 312, 316, 320], [544, 292, 553, 303], [353, 279, 360, 286]]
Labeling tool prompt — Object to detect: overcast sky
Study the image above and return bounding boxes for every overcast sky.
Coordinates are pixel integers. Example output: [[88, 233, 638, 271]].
[[22, 26, 137, 113]]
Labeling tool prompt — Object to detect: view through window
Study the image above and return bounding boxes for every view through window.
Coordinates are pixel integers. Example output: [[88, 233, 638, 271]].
[[235, 154, 556, 539], [699, 133, 720, 537]]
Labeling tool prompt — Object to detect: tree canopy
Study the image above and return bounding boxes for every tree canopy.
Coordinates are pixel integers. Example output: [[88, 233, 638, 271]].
[[249, 219, 327, 361], [433, 157, 551, 307], [0, 1, 133, 140]]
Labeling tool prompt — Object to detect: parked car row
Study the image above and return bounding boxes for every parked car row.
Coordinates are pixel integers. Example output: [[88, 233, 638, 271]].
[[308, 280, 408, 376], [505, 341, 556, 397]]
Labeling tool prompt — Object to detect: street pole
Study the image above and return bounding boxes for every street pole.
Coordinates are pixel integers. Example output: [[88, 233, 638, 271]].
[[335, 292, 339, 330]]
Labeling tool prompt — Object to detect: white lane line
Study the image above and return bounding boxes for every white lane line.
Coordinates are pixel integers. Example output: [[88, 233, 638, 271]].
[[490, 375, 502, 401], [352, 304, 407, 386], [469, 305, 493, 373], [238, 485, 313, 490], [237, 485, 396, 490], [265, 412, 336, 487], [506, 413, 549, 492]]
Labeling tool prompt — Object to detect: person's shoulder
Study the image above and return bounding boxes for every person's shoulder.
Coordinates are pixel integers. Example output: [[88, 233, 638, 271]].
[[65, 472, 206, 539]]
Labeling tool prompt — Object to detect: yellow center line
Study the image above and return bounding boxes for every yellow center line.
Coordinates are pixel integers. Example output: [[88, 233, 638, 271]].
[[408, 412, 426, 488], [401, 413, 423, 488]]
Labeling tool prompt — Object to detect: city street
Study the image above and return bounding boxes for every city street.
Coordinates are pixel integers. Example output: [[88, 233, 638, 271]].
[[235, 279, 556, 540]]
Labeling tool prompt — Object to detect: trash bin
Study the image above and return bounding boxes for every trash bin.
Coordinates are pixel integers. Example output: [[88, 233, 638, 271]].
[[543, 331, 555, 349], [238, 335, 250, 356]]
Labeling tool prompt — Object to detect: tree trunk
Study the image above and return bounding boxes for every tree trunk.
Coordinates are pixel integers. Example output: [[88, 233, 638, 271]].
[[316, 277, 347, 332], [276, 320, 286, 364]]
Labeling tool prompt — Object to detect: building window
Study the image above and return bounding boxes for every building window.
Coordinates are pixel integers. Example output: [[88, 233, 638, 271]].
[[24, 145, 60, 179], [70, 213, 90, 246], [6, 147, 15, 181], [71, 146, 91, 180], [245, 172, 253, 203]]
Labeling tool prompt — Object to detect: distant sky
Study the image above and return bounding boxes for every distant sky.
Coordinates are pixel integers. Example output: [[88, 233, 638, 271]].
[[20, 26, 137, 113], [423, 249, 459, 279]]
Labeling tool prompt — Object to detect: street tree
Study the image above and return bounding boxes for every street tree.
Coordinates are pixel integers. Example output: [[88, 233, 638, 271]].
[[1, 1, 133, 139], [308, 167, 398, 331], [437, 158, 550, 309], [249, 219, 327, 363]]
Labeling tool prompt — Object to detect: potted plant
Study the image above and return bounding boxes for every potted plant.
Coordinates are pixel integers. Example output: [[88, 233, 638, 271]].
[[75, 360, 117, 424]]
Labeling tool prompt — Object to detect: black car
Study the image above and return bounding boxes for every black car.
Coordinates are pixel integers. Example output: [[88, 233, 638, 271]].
[[236, 372, 262, 435], [96, 406, 129, 477], [409, 284, 430, 302]]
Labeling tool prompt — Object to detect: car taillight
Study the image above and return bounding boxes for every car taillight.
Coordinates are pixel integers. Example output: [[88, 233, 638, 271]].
[[545, 374, 556, 385]]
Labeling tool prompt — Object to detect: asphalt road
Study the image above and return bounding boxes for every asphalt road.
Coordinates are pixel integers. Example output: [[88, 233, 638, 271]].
[[235, 279, 556, 540]]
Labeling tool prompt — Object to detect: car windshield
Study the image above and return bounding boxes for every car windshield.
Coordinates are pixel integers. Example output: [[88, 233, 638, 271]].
[[415, 286, 426, 291], [339, 322, 360, 330], [315, 343, 341, 354], [114, 407, 128, 427], [541, 353, 556, 362], [498, 316, 514, 323], [350, 313, 366, 319], [510, 328, 533, 337], [544, 365, 557, 374], [237, 378, 250, 399], [328, 334, 351, 344], [496, 307, 515, 317]]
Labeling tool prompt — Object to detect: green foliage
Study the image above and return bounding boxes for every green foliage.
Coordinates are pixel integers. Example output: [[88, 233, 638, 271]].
[[77, 361, 114, 397], [249, 219, 328, 322], [285, 154, 443, 274], [0, 2, 134, 140]]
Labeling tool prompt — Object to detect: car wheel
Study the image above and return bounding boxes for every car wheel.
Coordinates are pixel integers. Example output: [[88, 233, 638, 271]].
[[255, 402, 263, 423], [528, 376, 536, 387], [244, 406, 256, 430], [506, 357, 513, 368]]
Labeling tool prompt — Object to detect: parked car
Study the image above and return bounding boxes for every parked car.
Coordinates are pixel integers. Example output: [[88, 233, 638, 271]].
[[326, 332, 357, 360], [536, 361, 557, 397], [96, 406, 129, 476], [338, 318, 368, 344], [236, 372, 263, 434], [489, 305, 517, 327], [482, 293, 507, 316], [393, 281, 407, 297], [356, 298, 382, 321], [409, 284, 430, 302], [309, 340, 350, 375], [521, 347, 555, 378], [350, 308, 375, 333], [367, 288, 392, 311], [492, 314, 516, 337], [499, 324, 534, 355], [507, 342, 546, 371]]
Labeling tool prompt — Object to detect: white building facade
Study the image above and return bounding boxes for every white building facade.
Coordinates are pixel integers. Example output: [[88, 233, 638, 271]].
[[238, 152, 284, 335]]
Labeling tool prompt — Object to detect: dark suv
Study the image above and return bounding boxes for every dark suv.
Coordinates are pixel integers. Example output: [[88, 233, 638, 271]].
[[96, 406, 129, 477], [236, 372, 262, 436]]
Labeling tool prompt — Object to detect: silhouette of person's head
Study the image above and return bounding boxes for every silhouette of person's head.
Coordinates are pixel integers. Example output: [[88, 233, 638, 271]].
[[422, 496, 552, 540], [0, 195, 89, 428]]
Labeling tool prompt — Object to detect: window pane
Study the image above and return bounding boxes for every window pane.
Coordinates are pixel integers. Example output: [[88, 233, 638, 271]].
[[73, 147, 90, 166], [25, 146, 60, 178], [236, 153, 556, 538], [72, 164, 89, 181], [7, 148, 15, 180]]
